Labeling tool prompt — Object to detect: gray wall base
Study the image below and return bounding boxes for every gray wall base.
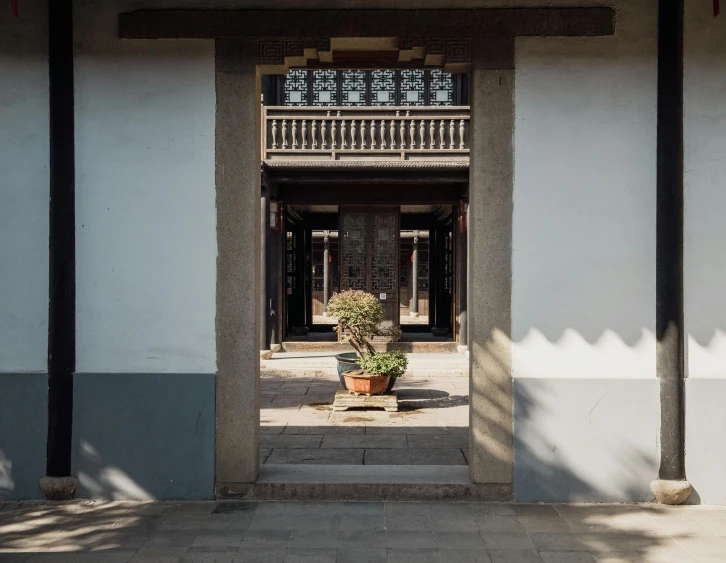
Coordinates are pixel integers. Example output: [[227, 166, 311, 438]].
[[685, 378, 726, 505], [72, 373, 215, 500], [514, 378, 659, 502], [0, 374, 47, 500]]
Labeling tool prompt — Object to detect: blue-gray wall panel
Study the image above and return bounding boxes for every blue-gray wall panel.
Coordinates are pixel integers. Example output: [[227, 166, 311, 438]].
[[685, 378, 726, 505], [0, 374, 47, 500], [514, 378, 659, 502], [72, 373, 215, 500]]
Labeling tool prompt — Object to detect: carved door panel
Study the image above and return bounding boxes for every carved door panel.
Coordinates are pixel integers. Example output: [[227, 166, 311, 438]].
[[339, 206, 400, 328]]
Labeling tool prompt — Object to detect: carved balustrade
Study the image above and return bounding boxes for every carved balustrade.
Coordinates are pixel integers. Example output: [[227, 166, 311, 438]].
[[263, 106, 469, 162]]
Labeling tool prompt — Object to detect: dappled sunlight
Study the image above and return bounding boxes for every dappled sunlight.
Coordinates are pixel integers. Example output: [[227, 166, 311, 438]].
[[77, 441, 155, 501]]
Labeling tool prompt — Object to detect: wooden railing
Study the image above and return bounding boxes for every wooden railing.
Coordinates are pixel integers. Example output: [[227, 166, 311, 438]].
[[263, 106, 470, 161]]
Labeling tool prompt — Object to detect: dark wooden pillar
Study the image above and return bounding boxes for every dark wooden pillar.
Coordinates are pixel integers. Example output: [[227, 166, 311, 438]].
[[653, 0, 690, 503], [457, 205, 468, 348], [42, 0, 76, 499], [410, 231, 419, 317], [260, 183, 269, 350], [323, 231, 331, 315], [267, 194, 281, 348]]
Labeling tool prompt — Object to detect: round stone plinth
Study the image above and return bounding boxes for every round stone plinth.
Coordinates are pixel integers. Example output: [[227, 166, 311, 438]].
[[260, 349, 274, 360], [651, 479, 692, 505], [39, 476, 77, 500], [409, 312, 420, 317]]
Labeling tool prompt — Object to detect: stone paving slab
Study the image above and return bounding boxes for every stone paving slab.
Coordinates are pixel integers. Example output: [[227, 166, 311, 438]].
[[2, 501, 726, 562], [261, 376, 469, 467]]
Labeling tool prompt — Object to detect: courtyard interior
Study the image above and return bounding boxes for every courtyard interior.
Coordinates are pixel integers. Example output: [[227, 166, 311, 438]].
[[260, 352, 469, 468]]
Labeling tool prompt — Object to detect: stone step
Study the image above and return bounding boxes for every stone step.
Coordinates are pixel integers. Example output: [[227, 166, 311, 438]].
[[261, 369, 468, 378], [281, 341, 460, 353], [216, 465, 511, 501]]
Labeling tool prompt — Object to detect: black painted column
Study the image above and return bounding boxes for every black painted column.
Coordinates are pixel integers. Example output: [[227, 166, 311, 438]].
[[42, 0, 76, 500], [323, 231, 331, 316], [654, 0, 689, 502], [260, 183, 269, 350], [410, 231, 419, 317], [457, 206, 468, 349], [267, 196, 280, 348]]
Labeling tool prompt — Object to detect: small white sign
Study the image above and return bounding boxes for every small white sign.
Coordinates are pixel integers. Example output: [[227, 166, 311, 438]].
[[379, 293, 387, 300]]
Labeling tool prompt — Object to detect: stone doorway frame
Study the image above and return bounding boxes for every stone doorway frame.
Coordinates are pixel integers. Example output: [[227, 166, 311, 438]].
[[212, 39, 514, 497], [117, 8, 615, 496]]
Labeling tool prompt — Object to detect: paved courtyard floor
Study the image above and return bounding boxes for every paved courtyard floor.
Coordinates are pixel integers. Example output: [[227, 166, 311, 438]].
[[261, 376, 469, 466], [2, 500, 726, 562]]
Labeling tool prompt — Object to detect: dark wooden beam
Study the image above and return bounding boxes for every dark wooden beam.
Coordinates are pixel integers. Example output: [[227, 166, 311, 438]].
[[119, 8, 614, 40], [279, 184, 466, 206], [47, 0, 75, 482], [656, 0, 685, 484]]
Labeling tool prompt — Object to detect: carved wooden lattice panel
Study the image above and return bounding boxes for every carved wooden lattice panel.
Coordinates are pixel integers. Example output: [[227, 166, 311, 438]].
[[312, 70, 338, 106], [283, 70, 309, 106], [371, 70, 396, 106], [340, 207, 399, 326], [400, 70, 426, 106], [340, 210, 368, 291], [429, 70, 454, 106], [341, 70, 367, 106]]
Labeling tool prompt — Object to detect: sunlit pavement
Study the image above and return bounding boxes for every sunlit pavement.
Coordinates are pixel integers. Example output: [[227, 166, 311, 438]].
[[2, 501, 726, 562]]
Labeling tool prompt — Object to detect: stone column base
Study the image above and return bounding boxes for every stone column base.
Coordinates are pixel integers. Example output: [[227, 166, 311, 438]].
[[39, 476, 77, 500], [270, 343, 282, 353], [322, 312, 330, 317], [409, 312, 420, 317], [650, 479, 692, 505], [457, 345, 469, 354], [260, 349, 274, 360]]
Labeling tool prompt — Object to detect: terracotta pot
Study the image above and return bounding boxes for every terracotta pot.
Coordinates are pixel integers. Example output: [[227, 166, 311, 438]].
[[342, 370, 390, 396]]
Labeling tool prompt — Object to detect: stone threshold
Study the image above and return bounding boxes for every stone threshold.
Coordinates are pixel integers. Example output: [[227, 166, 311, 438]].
[[216, 465, 512, 501]]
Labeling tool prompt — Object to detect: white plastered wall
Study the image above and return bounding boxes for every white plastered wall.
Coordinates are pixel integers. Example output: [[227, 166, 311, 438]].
[[511, 0, 660, 501], [0, 2, 49, 373], [512, 0, 657, 380], [683, 0, 726, 505], [74, 1, 216, 374]]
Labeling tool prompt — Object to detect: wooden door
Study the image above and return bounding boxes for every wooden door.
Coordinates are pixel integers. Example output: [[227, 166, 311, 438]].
[[339, 206, 400, 328]]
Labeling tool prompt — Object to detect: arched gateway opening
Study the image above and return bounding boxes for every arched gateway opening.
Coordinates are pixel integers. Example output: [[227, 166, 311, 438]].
[[119, 7, 615, 499]]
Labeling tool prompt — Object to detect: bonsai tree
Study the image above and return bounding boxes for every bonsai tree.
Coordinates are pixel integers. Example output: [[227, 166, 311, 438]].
[[327, 290, 383, 356], [360, 350, 408, 379]]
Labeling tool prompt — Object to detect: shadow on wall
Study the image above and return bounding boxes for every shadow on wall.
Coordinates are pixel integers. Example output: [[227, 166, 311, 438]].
[[471, 331, 659, 504]]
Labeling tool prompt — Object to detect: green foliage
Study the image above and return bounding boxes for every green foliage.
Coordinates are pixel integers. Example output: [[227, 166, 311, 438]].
[[360, 351, 408, 379], [327, 290, 384, 356]]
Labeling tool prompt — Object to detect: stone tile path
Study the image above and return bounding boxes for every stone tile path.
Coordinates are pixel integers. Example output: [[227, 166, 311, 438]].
[[2, 500, 726, 562], [261, 376, 469, 466]]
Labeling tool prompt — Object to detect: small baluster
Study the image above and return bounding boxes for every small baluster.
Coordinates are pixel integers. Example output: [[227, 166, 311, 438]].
[[311, 120, 317, 149], [360, 120, 367, 149], [351, 119, 357, 149], [321, 118, 328, 149], [301, 119, 307, 149], [399, 118, 406, 149], [439, 120, 446, 149], [429, 120, 436, 149], [331, 118, 337, 149], [459, 119, 466, 149], [420, 120, 426, 150], [341, 120, 347, 149], [409, 119, 416, 149], [271, 119, 278, 149], [292, 119, 298, 149], [390, 119, 396, 149], [282, 119, 288, 149], [449, 119, 455, 149], [380, 119, 386, 149]]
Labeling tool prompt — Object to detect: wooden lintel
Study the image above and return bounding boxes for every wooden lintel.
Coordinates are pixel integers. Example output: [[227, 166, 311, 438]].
[[119, 8, 614, 40]]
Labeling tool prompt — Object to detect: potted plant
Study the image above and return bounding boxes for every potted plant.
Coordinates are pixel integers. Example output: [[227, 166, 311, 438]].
[[343, 351, 409, 395], [327, 290, 403, 388]]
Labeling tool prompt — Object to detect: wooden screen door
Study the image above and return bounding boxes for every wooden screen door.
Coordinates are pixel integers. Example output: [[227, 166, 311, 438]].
[[339, 206, 400, 328]]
